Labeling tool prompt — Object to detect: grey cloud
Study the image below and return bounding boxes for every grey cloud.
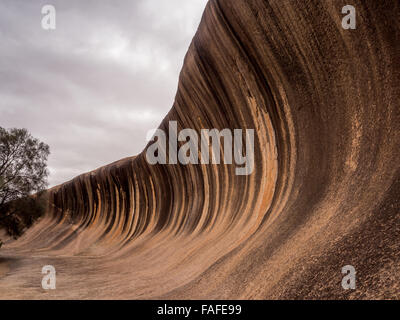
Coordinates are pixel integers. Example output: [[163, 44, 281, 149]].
[[0, 0, 208, 186]]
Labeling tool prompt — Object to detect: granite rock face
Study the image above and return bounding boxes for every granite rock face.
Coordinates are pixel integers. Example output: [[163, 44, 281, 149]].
[[1, 0, 399, 299]]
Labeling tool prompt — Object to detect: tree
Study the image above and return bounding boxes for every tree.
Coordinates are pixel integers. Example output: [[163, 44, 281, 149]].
[[0, 127, 50, 237]]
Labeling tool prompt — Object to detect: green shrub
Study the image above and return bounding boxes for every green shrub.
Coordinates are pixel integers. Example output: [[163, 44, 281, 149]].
[[0, 191, 48, 239]]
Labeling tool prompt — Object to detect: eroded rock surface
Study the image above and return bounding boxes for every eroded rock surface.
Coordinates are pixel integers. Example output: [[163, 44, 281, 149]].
[[1, 0, 399, 299]]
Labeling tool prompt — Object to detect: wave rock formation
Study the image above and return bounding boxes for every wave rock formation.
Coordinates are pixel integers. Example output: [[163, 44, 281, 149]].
[[1, 0, 399, 299]]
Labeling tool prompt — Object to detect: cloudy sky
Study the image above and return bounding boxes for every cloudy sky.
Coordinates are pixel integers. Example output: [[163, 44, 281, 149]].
[[0, 0, 208, 187]]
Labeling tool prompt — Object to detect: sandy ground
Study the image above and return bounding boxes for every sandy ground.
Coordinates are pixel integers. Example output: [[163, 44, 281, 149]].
[[0, 261, 9, 278]]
